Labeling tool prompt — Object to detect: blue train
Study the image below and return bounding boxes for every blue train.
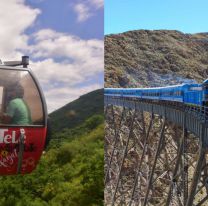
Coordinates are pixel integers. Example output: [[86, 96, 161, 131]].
[[105, 79, 208, 107]]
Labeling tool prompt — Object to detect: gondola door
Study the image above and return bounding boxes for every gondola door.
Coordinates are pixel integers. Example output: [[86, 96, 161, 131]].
[[0, 67, 47, 175]]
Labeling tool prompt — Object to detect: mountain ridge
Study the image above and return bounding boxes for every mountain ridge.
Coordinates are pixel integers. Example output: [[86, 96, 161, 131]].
[[49, 89, 103, 133], [105, 29, 208, 87]]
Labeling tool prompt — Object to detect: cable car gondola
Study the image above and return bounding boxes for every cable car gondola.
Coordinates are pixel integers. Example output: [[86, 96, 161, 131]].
[[0, 56, 48, 175]]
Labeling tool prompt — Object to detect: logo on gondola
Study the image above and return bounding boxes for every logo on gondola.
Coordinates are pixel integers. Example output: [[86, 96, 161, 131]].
[[0, 129, 26, 144], [0, 149, 18, 168]]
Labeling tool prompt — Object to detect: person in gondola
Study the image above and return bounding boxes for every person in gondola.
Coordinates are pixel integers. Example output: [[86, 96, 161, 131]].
[[0, 83, 32, 125]]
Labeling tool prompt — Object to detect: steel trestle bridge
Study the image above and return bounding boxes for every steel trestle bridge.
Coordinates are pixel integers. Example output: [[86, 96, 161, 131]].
[[105, 94, 208, 206]]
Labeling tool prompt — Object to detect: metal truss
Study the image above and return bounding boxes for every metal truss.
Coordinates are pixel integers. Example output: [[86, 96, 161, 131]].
[[105, 104, 208, 206]]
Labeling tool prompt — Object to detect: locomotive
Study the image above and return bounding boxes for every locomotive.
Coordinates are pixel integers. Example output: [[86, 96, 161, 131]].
[[105, 79, 208, 107]]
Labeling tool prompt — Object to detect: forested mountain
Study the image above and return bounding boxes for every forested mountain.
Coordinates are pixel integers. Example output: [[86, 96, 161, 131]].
[[105, 30, 208, 87], [0, 89, 104, 206], [50, 89, 103, 133]]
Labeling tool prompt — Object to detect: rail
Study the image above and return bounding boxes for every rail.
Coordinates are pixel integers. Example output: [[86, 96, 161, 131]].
[[104, 95, 208, 148]]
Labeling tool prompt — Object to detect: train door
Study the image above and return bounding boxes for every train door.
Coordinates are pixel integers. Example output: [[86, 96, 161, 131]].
[[202, 82, 208, 107]]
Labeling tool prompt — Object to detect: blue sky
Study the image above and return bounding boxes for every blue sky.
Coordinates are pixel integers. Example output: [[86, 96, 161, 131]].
[[26, 0, 103, 39], [105, 0, 208, 35], [0, 0, 103, 112]]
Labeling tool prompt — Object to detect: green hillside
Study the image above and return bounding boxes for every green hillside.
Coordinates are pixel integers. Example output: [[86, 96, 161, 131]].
[[0, 89, 104, 206], [0, 116, 104, 206], [49, 89, 103, 133]]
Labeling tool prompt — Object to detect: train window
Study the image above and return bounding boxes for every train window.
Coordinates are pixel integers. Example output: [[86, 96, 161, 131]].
[[0, 69, 44, 126], [190, 87, 203, 91]]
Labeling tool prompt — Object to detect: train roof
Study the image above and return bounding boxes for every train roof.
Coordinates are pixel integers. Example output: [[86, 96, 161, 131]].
[[105, 83, 201, 91], [203, 79, 208, 84]]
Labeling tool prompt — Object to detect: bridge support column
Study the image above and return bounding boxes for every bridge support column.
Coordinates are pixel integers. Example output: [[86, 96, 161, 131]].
[[111, 109, 136, 205], [129, 112, 154, 206], [186, 125, 206, 206], [105, 106, 126, 184], [105, 98, 208, 206], [165, 125, 188, 205], [143, 118, 166, 206]]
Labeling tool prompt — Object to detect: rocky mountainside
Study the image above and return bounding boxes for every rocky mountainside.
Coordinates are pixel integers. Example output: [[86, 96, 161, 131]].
[[105, 30, 208, 87]]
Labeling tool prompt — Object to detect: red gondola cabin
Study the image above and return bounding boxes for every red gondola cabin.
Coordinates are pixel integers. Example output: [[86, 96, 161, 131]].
[[0, 56, 48, 175]]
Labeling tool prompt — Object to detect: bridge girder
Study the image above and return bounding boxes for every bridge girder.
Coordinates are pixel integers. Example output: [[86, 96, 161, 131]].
[[105, 100, 208, 206]]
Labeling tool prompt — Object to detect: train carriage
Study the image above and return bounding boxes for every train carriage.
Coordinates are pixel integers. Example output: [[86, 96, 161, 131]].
[[105, 80, 208, 108]]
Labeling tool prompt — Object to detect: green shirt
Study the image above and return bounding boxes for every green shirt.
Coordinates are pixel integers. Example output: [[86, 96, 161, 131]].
[[6, 98, 32, 125]]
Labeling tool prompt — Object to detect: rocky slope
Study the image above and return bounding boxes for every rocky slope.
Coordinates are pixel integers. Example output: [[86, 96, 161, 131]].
[[105, 30, 208, 87]]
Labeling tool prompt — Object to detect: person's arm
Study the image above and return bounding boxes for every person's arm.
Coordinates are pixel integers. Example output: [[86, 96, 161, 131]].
[[0, 101, 16, 124]]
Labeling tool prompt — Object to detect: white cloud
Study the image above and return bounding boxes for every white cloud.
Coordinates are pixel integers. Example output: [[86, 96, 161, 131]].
[[73, 0, 103, 22], [0, 1, 104, 112], [89, 0, 103, 9], [27, 29, 104, 112], [0, 0, 40, 59], [45, 84, 102, 113], [73, 3, 92, 22], [28, 29, 104, 85], [31, 29, 103, 66]]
